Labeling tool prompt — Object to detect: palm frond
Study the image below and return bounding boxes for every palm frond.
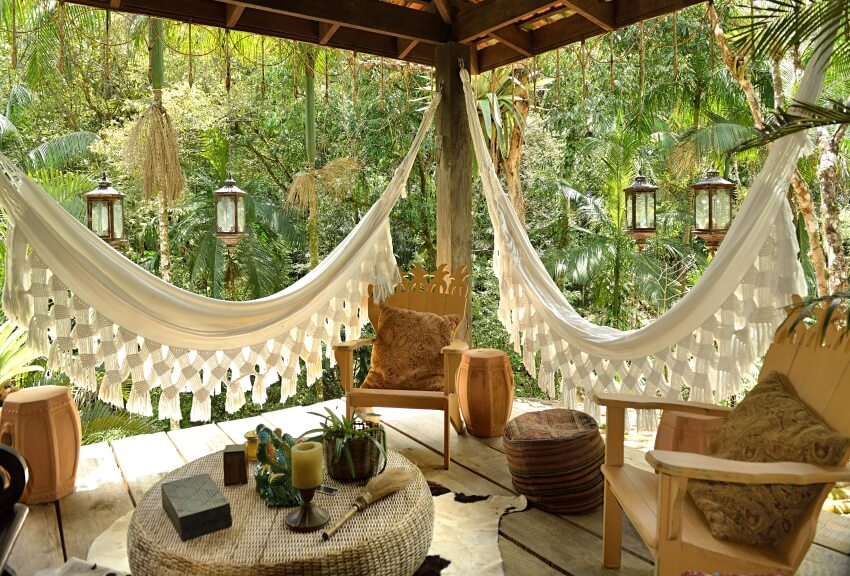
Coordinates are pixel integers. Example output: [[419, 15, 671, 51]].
[[26, 131, 99, 171], [734, 97, 850, 151]]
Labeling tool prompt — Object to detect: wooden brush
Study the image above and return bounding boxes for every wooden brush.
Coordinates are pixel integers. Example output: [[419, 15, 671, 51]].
[[322, 468, 413, 540]]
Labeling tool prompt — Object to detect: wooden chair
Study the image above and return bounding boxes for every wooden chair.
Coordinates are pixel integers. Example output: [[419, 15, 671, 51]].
[[595, 298, 850, 575], [333, 264, 469, 469]]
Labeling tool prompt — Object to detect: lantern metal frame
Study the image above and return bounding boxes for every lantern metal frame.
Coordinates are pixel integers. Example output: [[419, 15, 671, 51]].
[[624, 171, 657, 248], [84, 172, 126, 246], [214, 172, 248, 251], [692, 163, 735, 251]]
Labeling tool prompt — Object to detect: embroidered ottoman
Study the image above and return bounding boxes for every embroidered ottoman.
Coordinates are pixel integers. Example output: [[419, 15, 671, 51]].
[[503, 409, 604, 514]]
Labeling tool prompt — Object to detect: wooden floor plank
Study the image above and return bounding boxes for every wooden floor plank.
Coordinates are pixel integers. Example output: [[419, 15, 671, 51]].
[[110, 432, 186, 504], [261, 399, 346, 438], [501, 508, 653, 576], [799, 540, 850, 575], [500, 537, 567, 576], [216, 414, 278, 443], [58, 442, 134, 562], [167, 423, 234, 463], [7, 502, 64, 574]]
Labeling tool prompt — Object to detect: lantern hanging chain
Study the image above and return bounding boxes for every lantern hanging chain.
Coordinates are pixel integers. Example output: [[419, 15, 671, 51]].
[[707, 3, 715, 70], [609, 32, 615, 93], [673, 12, 679, 78], [292, 46, 299, 98]]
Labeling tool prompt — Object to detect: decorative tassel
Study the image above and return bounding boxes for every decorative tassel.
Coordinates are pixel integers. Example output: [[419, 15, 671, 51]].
[[225, 381, 245, 414], [158, 387, 182, 420], [127, 384, 154, 417], [98, 372, 125, 408], [190, 391, 212, 422]]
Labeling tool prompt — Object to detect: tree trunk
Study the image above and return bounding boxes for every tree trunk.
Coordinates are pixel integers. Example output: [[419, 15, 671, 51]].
[[817, 125, 849, 293], [708, 4, 829, 296], [505, 65, 529, 228], [158, 192, 171, 283]]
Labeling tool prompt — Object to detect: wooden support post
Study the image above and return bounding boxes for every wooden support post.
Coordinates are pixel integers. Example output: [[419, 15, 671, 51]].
[[435, 42, 473, 344]]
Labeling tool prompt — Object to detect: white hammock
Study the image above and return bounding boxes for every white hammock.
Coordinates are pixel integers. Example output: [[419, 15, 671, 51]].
[[459, 44, 830, 426], [0, 94, 440, 422]]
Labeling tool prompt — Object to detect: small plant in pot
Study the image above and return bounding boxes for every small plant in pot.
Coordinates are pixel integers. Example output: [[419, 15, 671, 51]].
[[303, 408, 387, 482]]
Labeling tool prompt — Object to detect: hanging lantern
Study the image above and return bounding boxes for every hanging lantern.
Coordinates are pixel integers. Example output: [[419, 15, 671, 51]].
[[692, 163, 735, 251], [624, 171, 657, 248], [215, 172, 247, 251], [85, 172, 125, 246]]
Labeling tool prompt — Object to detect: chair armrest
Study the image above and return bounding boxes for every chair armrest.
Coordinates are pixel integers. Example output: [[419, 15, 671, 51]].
[[332, 337, 375, 352], [593, 392, 732, 417], [441, 340, 469, 355], [646, 449, 850, 485]]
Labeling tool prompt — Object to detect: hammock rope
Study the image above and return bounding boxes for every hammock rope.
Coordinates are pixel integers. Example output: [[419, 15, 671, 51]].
[[0, 94, 440, 422], [458, 38, 831, 428]]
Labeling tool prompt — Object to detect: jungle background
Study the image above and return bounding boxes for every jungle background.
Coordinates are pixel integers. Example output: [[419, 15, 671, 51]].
[[0, 0, 847, 452]]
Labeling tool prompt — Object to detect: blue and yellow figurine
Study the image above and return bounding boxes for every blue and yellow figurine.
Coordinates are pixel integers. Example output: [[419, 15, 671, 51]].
[[253, 424, 301, 507]]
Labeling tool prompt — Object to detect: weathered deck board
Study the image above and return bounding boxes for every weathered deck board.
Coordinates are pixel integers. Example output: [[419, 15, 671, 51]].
[[262, 399, 346, 438], [110, 431, 186, 504], [215, 414, 276, 443], [8, 502, 64, 574], [167, 423, 234, 463], [58, 442, 134, 561]]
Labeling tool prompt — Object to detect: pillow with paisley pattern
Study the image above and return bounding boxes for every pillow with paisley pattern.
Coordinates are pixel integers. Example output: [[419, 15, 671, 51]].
[[687, 371, 850, 546], [361, 303, 460, 392]]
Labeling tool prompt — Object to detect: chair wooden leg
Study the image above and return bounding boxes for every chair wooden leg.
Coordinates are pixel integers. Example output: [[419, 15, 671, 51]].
[[448, 393, 465, 434], [443, 409, 451, 469], [345, 397, 354, 420], [602, 479, 623, 568]]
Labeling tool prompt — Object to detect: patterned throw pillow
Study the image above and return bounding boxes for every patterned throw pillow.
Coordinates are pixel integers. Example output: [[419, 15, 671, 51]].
[[361, 304, 460, 392], [688, 371, 850, 546]]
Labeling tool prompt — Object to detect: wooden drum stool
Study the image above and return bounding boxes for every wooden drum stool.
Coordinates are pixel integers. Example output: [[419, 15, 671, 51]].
[[456, 348, 514, 438], [0, 385, 81, 503]]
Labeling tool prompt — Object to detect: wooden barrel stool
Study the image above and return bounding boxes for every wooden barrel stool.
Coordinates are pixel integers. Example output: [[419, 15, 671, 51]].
[[503, 409, 604, 514], [0, 385, 81, 503], [456, 348, 514, 438]]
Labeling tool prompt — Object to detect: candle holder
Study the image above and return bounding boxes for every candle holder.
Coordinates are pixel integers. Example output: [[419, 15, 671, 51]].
[[285, 487, 330, 532]]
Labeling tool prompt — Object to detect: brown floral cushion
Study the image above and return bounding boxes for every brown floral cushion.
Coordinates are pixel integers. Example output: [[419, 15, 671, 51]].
[[688, 371, 850, 546], [361, 304, 460, 392]]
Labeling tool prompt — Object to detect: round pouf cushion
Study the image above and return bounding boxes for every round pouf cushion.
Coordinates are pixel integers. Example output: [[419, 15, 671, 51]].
[[503, 409, 604, 514]]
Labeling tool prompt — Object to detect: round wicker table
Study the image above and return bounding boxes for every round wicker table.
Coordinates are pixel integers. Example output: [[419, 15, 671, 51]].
[[128, 450, 433, 576]]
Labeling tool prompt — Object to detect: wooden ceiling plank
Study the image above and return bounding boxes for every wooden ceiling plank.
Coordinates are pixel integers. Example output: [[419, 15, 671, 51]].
[[489, 24, 533, 57], [217, 0, 448, 44], [397, 37, 419, 58], [318, 21, 340, 44], [563, 0, 614, 32], [615, 0, 705, 27], [433, 0, 452, 23], [225, 4, 245, 27], [454, 0, 562, 43], [109, 0, 121, 8]]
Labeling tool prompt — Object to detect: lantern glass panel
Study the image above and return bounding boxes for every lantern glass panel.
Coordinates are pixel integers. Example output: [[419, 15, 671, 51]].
[[217, 196, 236, 233], [635, 192, 652, 229], [695, 190, 710, 230], [712, 189, 731, 230], [625, 193, 633, 228], [91, 200, 110, 237], [236, 196, 246, 233], [112, 201, 124, 239]]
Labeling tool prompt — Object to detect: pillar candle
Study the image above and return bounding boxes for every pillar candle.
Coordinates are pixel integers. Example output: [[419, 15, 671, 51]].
[[291, 441, 323, 489]]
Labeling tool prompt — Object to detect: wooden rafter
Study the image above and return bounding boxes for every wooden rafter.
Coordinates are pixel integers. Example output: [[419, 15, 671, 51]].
[[432, 0, 452, 23], [109, 0, 121, 7], [453, 0, 562, 43], [397, 37, 418, 58], [489, 24, 532, 57], [563, 0, 614, 32], [215, 0, 448, 43]]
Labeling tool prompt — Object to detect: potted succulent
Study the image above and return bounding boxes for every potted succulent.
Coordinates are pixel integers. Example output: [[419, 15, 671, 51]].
[[303, 408, 387, 482]]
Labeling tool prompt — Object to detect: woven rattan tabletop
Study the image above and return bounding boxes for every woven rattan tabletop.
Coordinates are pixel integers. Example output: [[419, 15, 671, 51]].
[[128, 449, 433, 576]]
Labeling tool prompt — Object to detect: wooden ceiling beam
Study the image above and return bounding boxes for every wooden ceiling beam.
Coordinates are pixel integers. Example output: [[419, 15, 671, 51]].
[[109, 0, 121, 8], [453, 0, 562, 43], [225, 4, 244, 27], [615, 0, 705, 27], [318, 22, 340, 44], [215, 0, 448, 44], [489, 24, 533, 58], [563, 0, 614, 32]]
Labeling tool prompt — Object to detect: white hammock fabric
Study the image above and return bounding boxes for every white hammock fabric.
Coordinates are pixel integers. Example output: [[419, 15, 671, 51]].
[[0, 94, 440, 422], [459, 45, 830, 425]]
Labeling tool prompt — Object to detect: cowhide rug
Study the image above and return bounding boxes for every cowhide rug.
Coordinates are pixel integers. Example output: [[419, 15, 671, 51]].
[[79, 484, 526, 576]]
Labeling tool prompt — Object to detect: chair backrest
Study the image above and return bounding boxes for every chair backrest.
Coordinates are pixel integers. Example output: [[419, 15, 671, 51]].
[[759, 296, 850, 566], [367, 263, 469, 331]]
